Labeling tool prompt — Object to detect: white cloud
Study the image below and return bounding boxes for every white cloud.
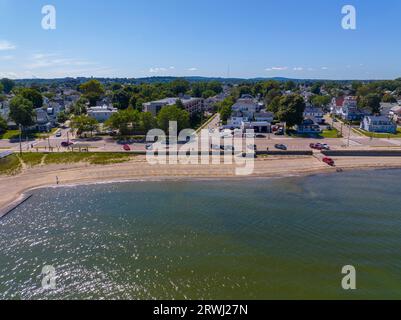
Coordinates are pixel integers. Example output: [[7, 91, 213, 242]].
[[25, 53, 94, 69], [0, 40, 16, 51], [188, 67, 198, 71], [293, 67, 304, 71], [0, 55, 14, 61], [149, 67, 168, 73], [321, 66, 329, 70], [266, 66, 288, 71]]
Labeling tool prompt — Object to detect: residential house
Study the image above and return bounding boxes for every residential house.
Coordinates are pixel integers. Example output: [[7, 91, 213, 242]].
[[87, 105, 118, 122], [254, 111, 274, 122], [35, 108, 52, 132], [360, 116, 397, 134], [295, 119, 322, 134], [231, 95, 260, 118], [303, 106, 325, 124], [331, 96, 365, 121]]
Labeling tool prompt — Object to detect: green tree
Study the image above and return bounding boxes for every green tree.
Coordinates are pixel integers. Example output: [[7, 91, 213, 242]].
[[105, 108, 140, 136], [0, 82, 3, 93], [71, 115, 99, 136], [202, 90, 216, 99], [310, 83, 321, 95], [1, 78, 15, 94], [311, 95, 331, 107], [57, 111, 69, 124], [140, 112, 156, 133], [169, 79, 190, 96], [382, 94, 397, 103], [359, 93, 381, 114], [276, 94, 306, 127], [267, 96, 281, 114], [112, 89, 131, 110], [175, 99, 185, 110], [0, 117, 7, 133], [207, 81, 223, 94], [20, 88, 43, 108], [9, 96, 35, 128], [157, 105, 190, 132], [79, 80, 105, 106]]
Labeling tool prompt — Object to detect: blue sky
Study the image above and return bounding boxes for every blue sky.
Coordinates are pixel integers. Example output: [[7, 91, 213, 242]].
[[1, 0, 401, 80]]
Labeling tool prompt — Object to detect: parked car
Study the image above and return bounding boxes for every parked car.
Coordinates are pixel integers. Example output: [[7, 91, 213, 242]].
[[123, 144, 131, 151], [256, 134, 266, 138], [145, 144, 153, 150], [274, 128, 284, 136], [323, 157, 335, 166], [247, 144, 257, 151], [275, 144, 287, 150], [55, 131, 62, 137], [61, 141, 73, 147], [221, 145, 234, 151]]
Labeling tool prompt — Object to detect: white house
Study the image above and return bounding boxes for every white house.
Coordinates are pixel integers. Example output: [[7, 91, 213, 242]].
[[254, 111, 274, 122], [143, 96, 204, 116], [303, 106, 325, 124], [360, 116, 397, 134], [231, 95, 260, 118], [87, 105, 118, 122]]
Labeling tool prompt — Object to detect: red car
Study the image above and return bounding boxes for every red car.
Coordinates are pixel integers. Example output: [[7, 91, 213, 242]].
[[310, 143, 323, 150], [123, 144, 131, 151], [322, 157, 335, 166]]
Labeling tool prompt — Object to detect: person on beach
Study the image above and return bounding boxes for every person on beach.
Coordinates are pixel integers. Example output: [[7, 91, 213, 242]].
[[56, 176, 59, 185]]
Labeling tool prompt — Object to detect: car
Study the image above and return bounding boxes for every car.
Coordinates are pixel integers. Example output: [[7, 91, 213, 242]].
[[323, 157, 335, 166], [256, 134, 266, 138], [243, 133, 256, 138], [123, 144, 131, 151], [322, 144, 330, 150], [145, 144, 153, 150], [55, 131, 62, 137], [247, 144, 257, 151], [211, 144, 221, 150], [61, 141, 73, 147], [275, 144, 287, 150], [220, 145, 234, 151], [310, 143, 324, 150], [274, 129, 284, 136]]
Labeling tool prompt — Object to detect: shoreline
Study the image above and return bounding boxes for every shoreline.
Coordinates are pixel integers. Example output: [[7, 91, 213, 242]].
[[1, 155, 401, 212]]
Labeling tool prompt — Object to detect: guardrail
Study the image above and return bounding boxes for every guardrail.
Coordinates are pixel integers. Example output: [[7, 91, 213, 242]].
[[0, 151, 13, 160], [322, 150, 401, 157]]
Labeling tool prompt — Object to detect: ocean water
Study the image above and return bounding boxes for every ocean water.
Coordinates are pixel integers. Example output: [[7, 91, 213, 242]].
[[1, 170, 401, 300]]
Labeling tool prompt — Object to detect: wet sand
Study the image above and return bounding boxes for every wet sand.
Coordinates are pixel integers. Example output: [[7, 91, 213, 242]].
[[0, 155, 401, 210]]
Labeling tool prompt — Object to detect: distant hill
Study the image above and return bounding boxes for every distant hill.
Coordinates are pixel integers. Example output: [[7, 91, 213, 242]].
[[13, 76, 381, 87]]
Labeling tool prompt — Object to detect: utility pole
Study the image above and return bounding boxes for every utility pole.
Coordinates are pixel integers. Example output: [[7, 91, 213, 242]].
[[347, 123, 351, 147], [19, 124, 22, 156]]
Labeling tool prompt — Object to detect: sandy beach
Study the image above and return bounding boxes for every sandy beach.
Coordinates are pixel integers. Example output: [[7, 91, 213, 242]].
[[1, 155, 401, 210]]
